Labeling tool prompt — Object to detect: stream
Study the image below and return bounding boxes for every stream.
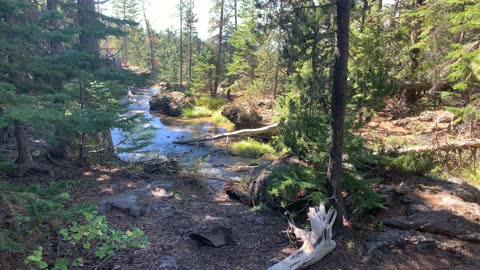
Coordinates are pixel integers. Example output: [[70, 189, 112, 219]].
[[112, 87, 261, 191]]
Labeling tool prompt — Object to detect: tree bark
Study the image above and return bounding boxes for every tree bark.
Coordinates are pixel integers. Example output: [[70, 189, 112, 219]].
[[328, 0, 352, 227]]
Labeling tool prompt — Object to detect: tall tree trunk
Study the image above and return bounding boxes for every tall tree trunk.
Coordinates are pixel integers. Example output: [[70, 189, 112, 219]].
[[189, 16, 193, 85], [214, 0, 225, 96], [328, 0, 352, 228], [47, 0, 69, 159], [179, 0, 183, 87], [123, 1, 129, 65], [78, 0, 98, 54], [234, 0, 238, 30]]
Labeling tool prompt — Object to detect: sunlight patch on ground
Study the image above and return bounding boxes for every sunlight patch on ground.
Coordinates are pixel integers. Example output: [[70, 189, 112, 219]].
[[101, 187, 114, 193], [96, 174, 110, 181]]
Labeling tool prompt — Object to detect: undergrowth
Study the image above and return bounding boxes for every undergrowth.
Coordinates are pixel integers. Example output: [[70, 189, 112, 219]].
[[0, 181, 148, 269], [195, 96, 225, 110]]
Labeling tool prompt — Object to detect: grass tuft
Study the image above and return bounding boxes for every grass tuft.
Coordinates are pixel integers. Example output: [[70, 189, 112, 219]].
[[195, 96, 225, 110], [181, 106, 213, 117], [212, 110, 228, 123], [230, 139, 275, 158]]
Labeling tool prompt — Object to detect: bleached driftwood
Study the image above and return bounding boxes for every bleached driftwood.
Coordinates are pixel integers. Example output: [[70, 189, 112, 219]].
[[269, 203, 337, 270], [397, 139, 480, 154], [172, 123, 279, 145]]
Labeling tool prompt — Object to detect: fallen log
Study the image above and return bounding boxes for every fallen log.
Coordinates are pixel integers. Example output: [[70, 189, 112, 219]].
[[269, 203, 337, 270], [172, 123, 279, 145], [397, 139, 480, 154]]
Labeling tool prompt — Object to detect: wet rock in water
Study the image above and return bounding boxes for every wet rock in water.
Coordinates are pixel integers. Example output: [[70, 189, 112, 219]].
[[149, 91, 191, 116], [98, 184, 175, 217], [188, 226, 235, 247], [221, 104, 263, 129], [158, 256, 177, 269]]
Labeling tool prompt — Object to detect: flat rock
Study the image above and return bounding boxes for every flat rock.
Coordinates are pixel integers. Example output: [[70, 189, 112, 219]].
[[98, 184, 175, 217], [188, 226, 235, 247]]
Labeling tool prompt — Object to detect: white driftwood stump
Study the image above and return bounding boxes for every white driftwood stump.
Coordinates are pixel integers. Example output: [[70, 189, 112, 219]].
[[269, 203, 337, 270]]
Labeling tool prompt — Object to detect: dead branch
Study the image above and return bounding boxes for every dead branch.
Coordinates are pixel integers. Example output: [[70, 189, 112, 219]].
[[172, 123, 279, 145]]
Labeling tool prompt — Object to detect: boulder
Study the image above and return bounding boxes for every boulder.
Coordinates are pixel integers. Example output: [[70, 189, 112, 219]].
[[149, 91, 191, 116], [419, 111, 436, 122], [436, 111, 455, 123], [221, 104, 263, 129], [98, 184, 175, 217]]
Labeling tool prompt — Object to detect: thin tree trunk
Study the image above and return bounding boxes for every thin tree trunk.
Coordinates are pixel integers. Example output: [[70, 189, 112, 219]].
[[123, 1, 129, 65], [361, 0, 369, 32], [328, 0, 352, 228], [234, 0, 238, 30], [189, 11, 193, 85], [47, 0, 68, 159], [180, 0, 183, 87], [214, 0, 225, 96], [143, 3, 155, 72]]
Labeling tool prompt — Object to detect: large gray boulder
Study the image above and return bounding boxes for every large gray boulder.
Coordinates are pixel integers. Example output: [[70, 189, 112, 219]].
[[149, 91, 191, 116]]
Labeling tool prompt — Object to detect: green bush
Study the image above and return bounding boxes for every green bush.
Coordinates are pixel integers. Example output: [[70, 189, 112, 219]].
[[181, 106, 213, 117], [266, 163, 384, 219], [230, 139, 275, 158], [383, 152, 435, 175], [195, 96, 225, 110]]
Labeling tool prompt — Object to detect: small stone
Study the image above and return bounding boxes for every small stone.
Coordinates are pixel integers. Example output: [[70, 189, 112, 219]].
[[419, 111, 436, 122], [158, 256, 177, 269]]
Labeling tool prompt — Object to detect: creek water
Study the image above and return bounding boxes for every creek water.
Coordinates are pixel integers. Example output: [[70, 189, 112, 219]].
[[112, 87, 259, 191]]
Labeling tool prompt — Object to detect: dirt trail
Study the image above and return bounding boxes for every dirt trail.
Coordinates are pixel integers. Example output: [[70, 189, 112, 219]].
[[2, 163, 479, 270]]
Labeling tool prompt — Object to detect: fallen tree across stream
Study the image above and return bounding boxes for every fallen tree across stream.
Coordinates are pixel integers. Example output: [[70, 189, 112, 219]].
[[172, 123, 279, 145]]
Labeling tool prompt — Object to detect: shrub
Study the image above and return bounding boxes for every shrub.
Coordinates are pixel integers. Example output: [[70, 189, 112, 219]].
[[195, 96, 225, 110], [266, 164, 384, 219], [230, 139, 275, 158]]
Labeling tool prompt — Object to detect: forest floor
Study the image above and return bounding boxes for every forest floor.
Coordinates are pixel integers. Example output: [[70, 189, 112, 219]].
[[2, 161, 479, 270]]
